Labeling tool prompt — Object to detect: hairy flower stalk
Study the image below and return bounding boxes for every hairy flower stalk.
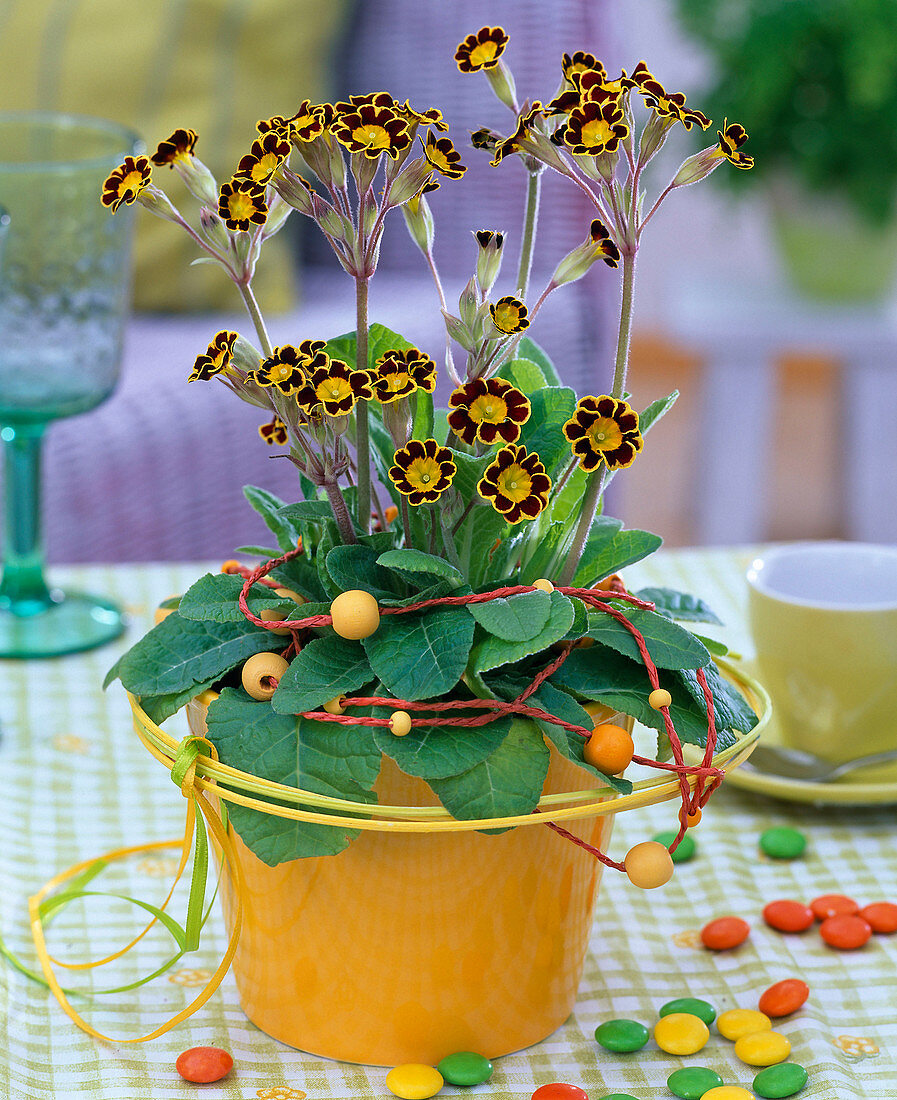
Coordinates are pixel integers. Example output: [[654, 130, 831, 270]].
[[516, 170, 542, 298], [355, 275, 372, 535]]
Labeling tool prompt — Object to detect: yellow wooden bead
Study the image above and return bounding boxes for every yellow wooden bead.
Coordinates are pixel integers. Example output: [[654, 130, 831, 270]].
[[330, 589, 380, 640], [653, 1012, 710, 1055], [717, 1008, 772, 1041], [389, 710, 412, 737], [735, 1029, 791, 1067], [241, 652, 290, 701], [385, 1063, 444, 1099], [323, 696, 347, 715], [258, 607, 292, 636], [648, 687, 672, 709], [624, 841, 674, 889], [532, 578, 554, 592], [273, 586, 306, 604], [700, 1089, 755, 1100]]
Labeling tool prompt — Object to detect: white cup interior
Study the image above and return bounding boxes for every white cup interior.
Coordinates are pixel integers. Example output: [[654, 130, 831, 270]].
[[747, 542, 897, 610]]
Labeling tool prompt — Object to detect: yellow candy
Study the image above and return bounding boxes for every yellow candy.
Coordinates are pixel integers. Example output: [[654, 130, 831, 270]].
[[735, 1029, 792, 1066], [700, 1088, 755, 1100], [717, 1008, 772, 1041], [653, 1012, 710, 1055], [385, 1064, 444, 1100]]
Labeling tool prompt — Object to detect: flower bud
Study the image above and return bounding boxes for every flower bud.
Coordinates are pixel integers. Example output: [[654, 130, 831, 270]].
[[262, 194, 292, 240], [552, 219, 621, 284], [136, 184, 182, 224], [474, 229, 504, 294], [351, 150, 378, 196], [402, 191, 435, 253], [485, 60, 517, 111], [672, 146, 722, 187], [638, 111, 675, 167], [316, 197, 354, 244], [458, 275, 480, 329], [361, 195, 379, 235], [231, 335, 263, 375], [198, 205, 231, 251], [273, 168, 315, 216], [441, 310, 475, 352], [174, 154, 218, 205], [388, 158, 435, 207]]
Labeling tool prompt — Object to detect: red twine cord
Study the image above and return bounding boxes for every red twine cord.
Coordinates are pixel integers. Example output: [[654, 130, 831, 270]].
[[232, 547, 725, 873]]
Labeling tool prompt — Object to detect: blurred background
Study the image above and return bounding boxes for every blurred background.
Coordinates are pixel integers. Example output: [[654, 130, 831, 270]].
[[1, 0, 896, 561]]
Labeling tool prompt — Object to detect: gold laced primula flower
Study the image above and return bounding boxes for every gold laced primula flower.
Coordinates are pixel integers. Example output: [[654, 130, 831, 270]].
[[236, 131, 291, 186], [471, 127, 501, 152], [448, 378, 531, 445], [257, 115, 295, 140], [389, 439, 457, 505], [398, 101, 449, 132], [371, 348, 437, 403], [489, 295, 530, 335], [563, 395, 643, 472], [477, 444, 551, 524], [189, 330, 238, 382], [218, 177, 268, 231], [151, 128, 198, 168], [563, 99, 629, 156], [562, 52, 602, 84], [590, 219, 621, 267], [716, 120, 754, 169], [332, 104, 411, 160], [629, 62, 711, 131], [490, 102, 544, 166], [253, 345, 308, 395], [289, 100, 328, 142], [295, 358, 374, 417], [259, 416, 288, 446], [101, 155, 152, 213], [422, 132, 466, 179], [455, 26, 509, 73]]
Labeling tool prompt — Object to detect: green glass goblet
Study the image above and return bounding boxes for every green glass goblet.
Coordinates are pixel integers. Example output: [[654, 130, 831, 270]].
[[0, 112, 140, 657]]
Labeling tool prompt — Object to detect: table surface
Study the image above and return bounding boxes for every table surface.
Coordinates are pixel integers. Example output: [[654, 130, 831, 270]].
[[1, 548, 895, 1100]]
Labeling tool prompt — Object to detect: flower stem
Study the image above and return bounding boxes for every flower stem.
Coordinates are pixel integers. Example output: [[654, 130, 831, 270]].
[[237, 281, 273, 358], [439, 505, 463, 570], [400, 495, 414, 549], [355, 275, 371, 534], [516, 170, 542, 300], [323, 480, 358, 544]]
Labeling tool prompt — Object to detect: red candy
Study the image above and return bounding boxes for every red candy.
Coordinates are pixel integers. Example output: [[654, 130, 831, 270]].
[[701, 915, 751, 950], [532, 1085, 589, 1100], [819, 914, 872, 950], [763, 899, 815, 933], [860, 902, 897, 934], [810, 894, 859, 921], [759, 978, 810, 1017], [175, 1047, 233, 1084]]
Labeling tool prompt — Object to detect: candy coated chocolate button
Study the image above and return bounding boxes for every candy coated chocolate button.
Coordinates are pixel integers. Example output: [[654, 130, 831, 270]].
[[594, 1018, 650, 1052], [810, 893, 858, 920], [175, 1047, 233, 1083], [717, 1008, 772, 1040], [762, 900, 814, 933], [700, 1089, 755, 1100], [759, 827, 806, 859], [652, 831, 696, 863], [386, 1064, 444, 1099], [532, 1085, 589, 1100], [758, 979, 809, 1017], [667, 1066, 724, 1099], [753, 1062, 809, 1098], [701, 915, 751, 950], [653, 1012, 709, 1055], [735, 1029, 792, 1066], [860, 902, 897, 933], [436, 1052, 492, 1087], [819, 913, 872, 949], [659, 997, 716, 1025]]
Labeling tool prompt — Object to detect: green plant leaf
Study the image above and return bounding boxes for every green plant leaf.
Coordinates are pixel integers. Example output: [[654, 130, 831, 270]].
[[244, 485, 301, 553], [516, 336, 563, 386], [374, 706, 513, 779], [324, 323, 415, 370], [138, 673, 222, 725], [497, 356, 547, 391], [633, 586, 723, 625], [517, 520, 568, 585], [377, 548, 465, 589], [516, 386, 578, 476], [428, 718, 550, 822], [363, 606, 475, 701], [177, 573, 299, 623], [111, 614, 284, 697], [325, 544, 406, 601], [271, 635, 374, 714], [205, 688, 380, 864], [675, 662, 757, 734], [468, 590, 575, 673], [233, 545, 283, 558], [584, 605, 712, 670], [277, 500, 339, 524], [268, 556, 329, 602], [639, 389, 679, 434], [466, 589, 551, 641], [693, 633, 729, 657], [573, 520, 663, 586], [412, 387, 434, 441], [450, 452, 508, 587]]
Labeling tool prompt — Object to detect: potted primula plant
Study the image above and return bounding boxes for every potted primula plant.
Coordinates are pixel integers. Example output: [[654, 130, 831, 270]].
[[94, 30, 765, 1065]]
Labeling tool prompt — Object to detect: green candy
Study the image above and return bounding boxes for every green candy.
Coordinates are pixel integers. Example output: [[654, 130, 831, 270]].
[[652, 831, 696, 863], [753, 1062, 809, 1098], [594, 1018, 650, 1052], [666, 1067, 724, 1099], [760, 826, 807, 859], [659, 997, 717, 1026], [436, 1052, 493, 1087]]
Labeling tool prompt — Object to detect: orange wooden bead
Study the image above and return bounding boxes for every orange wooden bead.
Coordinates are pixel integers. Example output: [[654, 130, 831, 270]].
[[583, 723, 634, 775], [624, 841, 674, 889], [648, 687, 672, 709], [686, 808, 702, 826], [389, 710, 413, 736], [258, 607, 292, 636]]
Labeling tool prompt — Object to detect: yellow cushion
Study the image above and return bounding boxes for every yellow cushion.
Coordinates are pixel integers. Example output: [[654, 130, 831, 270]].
[[0, 0, 350, 312]]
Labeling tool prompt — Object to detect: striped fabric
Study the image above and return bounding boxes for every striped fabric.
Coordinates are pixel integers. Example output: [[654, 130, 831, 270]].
[[0, 548, 894, 1098]]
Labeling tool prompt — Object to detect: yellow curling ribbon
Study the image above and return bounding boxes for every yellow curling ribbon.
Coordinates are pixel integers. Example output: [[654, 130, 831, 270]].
[[26, 735, 244, 1044]]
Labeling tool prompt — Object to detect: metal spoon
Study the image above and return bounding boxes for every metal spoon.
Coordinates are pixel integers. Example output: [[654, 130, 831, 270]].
[[746, 744, 897, 783]]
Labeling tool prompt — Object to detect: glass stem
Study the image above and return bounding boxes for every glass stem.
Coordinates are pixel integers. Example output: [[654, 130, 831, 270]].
[[0, 422, 53, 613]]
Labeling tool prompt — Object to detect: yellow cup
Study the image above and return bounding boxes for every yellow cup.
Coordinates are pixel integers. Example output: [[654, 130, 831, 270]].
[[747, 542, 897, 783]]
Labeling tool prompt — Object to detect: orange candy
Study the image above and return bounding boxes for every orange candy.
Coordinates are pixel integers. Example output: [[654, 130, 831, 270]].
[[759, 978, 810, 1017], [860, 902, 897, 934], [175, 1047, 233, 1083], [701, 915, 751, 950], [820, 913, 872, 950], [763, 899, 815, 933], [583, 723, 634, 774], [810, 893, 859, 921]]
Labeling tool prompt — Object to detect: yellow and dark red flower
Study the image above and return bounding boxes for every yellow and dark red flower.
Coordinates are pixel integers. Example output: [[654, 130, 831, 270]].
[[252, 345, 308, 394], [188, 330, 238, 382], [489, 295, 530, 335], [335, 92, 398, 113], [563, 99, 629, 156], [475, 229, 503, 249], [563, 395, 643, 472], [101, 155, 152, 212], [455, 26, 509, 72], [150, 128, 198, 168], [716, 120, 754, 169], [218, 177, 268, 231], [448, 378, 531, 445], [477, 444, 551, 524], [398, 101, 449, 132], [294, 358, 374, 417], [256, 115, 295, 140], [590, 220, 621, 267], [577, 67, 630, 106], [288, 100, 328, 142], [562, 52, 603, 84], [389, 438, 457, 505], [629, 63, 711, 131], [422, 131, 466, 179], [331, 104, 411, 160], [297, 338, 328, 360], [489, 102, 544, 166], [259, 416, 288, 446], [371, 348, 438, 403], [471, 127, 501, 151], [235, 131, 291, 186]]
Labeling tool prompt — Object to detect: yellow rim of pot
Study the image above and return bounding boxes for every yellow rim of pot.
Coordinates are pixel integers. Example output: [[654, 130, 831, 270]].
[[129, 656, 769, 833]]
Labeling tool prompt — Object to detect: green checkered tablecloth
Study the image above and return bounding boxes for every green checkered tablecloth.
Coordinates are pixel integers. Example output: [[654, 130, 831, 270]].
[[1, 549, 895, 1099]]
